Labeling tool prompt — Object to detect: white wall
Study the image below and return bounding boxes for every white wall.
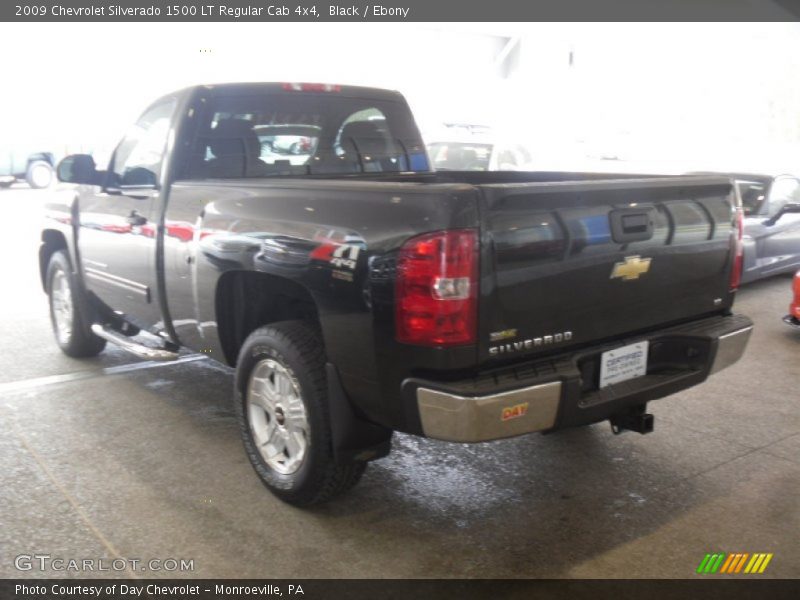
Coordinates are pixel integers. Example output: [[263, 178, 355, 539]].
[[1, 22, 798, 172], [0, 23, 504, 157], [504, 23, 800, 171]]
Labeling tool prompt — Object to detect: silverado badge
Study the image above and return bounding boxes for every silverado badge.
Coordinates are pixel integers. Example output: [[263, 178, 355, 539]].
[[610, 255, 652, 281]]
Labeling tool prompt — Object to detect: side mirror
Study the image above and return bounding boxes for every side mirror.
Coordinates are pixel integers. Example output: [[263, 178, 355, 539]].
[[57, 154, 99, 185], [120, 166, 157, 188], [763, 202, 800, 226]]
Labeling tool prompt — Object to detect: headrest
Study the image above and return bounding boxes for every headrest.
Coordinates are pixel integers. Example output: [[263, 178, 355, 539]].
[[208, 119, 260, 158], [212, 118, 257, 138], [340, 120, 388, 142]]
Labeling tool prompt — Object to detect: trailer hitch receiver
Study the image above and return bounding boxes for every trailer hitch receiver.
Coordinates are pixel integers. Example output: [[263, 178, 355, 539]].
[[610, 405, 654, 435]]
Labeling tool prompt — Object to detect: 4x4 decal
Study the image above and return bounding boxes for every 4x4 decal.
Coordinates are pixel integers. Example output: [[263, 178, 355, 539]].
[[310, 243, 362, 270]]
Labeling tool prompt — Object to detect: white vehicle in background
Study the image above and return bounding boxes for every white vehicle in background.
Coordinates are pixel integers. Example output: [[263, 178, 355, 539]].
[[0, 145, 57, 189], [256, 124, 321, 156], [426, 123, 534, 171]]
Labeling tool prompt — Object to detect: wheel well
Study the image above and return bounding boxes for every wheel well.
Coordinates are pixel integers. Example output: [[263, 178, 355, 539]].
[[216, 271, 321, 366], [39, 230, 68, 290]]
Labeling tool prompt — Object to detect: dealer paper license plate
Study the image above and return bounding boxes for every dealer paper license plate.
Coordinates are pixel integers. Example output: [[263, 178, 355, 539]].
[[599, 341, 649, 388]]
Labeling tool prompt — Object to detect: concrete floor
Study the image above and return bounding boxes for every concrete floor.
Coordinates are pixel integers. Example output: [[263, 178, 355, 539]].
[[0, 186, 798, 579]]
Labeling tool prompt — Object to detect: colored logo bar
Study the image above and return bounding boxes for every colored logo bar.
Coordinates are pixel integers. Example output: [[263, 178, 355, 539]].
[[696, 552, 773, 574]]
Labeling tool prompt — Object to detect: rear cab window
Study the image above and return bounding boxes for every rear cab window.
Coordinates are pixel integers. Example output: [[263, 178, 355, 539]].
[[180, 88, 429, 179]]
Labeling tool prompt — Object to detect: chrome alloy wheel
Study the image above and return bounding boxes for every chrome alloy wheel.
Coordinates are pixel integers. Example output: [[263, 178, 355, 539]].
[[246, 358, 309, 475], [51, 269, 73, 345]]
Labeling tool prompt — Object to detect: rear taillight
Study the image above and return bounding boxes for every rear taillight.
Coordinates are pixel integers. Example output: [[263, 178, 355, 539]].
[[730, 207, 744, 291], [395, 229, 478, 347]]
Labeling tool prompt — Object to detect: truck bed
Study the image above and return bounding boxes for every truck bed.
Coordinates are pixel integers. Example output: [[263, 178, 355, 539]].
[[258, 169, 738, 367]]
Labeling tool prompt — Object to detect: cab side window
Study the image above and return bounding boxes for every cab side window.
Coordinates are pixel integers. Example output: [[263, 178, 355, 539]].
[[111, 99, 177, 187]]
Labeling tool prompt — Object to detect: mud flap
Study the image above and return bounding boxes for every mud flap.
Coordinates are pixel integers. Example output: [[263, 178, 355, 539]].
[[326, 363, 392, 464]]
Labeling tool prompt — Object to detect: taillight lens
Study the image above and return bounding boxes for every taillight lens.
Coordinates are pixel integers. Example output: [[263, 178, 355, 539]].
[[395, 229, 478, 347], [730, 207, 744, 291], [791, 272, 800, 319]]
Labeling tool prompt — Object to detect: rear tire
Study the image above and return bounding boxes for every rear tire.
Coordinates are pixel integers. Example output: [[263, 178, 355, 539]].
[[46, 251, 106, 357], [26, 161, 54, 189], [234, 321, 366, 506]]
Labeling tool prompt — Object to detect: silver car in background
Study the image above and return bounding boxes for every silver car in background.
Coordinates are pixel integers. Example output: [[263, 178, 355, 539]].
[[732, 173, 800, 283]]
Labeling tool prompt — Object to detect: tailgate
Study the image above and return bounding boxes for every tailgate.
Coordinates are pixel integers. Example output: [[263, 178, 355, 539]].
[[478, 176, 737, 364]]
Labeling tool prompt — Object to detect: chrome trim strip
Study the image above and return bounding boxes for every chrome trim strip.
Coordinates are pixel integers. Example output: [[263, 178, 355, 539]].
[[710, 326, 753, 374], [90, 324, 179, 361], [85, 267, 150, 300], [417, 381, 562, 443], [83, 258, 108, 268]]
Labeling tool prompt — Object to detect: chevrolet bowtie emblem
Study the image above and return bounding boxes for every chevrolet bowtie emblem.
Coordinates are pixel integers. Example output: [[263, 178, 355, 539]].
[[610, 255, 652, 281]]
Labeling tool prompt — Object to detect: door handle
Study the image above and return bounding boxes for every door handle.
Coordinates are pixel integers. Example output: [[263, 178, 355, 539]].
[[126, 211, 147, 226]]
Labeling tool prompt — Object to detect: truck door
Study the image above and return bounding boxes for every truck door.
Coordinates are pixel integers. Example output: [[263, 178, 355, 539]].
[[78, 97, 177, 327]]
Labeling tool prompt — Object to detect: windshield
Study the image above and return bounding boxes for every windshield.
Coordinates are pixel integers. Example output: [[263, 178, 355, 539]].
[[428, 142, 493, 171], [183, 92, 429, 178]]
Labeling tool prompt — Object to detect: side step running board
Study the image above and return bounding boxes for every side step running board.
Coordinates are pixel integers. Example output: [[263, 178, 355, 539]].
[[90, 324, 180, 361]]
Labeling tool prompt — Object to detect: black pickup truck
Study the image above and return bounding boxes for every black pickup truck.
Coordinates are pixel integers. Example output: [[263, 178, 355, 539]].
[[42, 83, 753, 505]]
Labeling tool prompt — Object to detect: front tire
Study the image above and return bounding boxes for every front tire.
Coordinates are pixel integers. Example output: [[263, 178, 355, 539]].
[[234, 321, 366, 506], [46, 251, 106, 357], [26, 161, 54, 189]]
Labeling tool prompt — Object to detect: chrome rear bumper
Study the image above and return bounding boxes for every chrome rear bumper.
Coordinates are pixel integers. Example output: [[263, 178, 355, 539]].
[[417, 382, 561, 443], [709, 325, 753, 374], [414, 316, 753, 443]]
